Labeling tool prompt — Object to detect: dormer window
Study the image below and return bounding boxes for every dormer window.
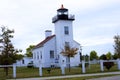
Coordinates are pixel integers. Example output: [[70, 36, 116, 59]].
[[64, 26, 69, 35]]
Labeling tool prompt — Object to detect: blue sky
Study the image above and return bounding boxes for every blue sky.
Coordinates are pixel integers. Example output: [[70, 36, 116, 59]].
[[0, 0, 120, 56]]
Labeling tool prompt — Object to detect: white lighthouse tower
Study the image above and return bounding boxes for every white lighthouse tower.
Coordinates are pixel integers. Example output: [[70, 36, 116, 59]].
[[52, 5, 78, 65]]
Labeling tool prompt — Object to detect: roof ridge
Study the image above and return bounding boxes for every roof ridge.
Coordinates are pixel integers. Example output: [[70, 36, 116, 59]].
[[33, 35, 55, 49]]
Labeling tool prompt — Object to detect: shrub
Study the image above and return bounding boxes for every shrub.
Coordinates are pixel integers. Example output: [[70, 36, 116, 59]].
[[103, 62, 114, 70]]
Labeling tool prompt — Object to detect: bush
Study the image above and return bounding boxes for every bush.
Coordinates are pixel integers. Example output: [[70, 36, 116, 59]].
[[27, 62, 34, 68], [103, 62, 114, 70]]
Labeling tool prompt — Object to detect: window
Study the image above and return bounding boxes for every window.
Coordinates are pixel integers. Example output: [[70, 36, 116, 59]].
[[65, 42, 70, 47], [41, 54, 42, 59], [34, 53, 36, 59], [22, 60, 24, 64], [40, 51, 42, 59], [37, 52, 39, 60], [64, 26, 69, 35], [50, 50, 54, 58]]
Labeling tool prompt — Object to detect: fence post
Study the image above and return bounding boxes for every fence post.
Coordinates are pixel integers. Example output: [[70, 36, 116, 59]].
[[117, 59, 120, 70], [39, 62, 42, 76], [82, 60, 85, 73], [61, 61, 65, 75], [13, 64, 16, 78], [100, 60, 104, 71]]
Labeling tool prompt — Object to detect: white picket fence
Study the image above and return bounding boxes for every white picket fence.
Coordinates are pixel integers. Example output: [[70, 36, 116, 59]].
[[99, 59, 120, 71], [0, 59, 120, 78]]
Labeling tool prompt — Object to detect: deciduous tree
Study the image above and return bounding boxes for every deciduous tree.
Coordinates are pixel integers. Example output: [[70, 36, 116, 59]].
[[99, 54, 107, 60], [25, 45, 35, 57], [90, 50, 98, 60], [106, 52, 112, 60], [61, 46, 78, 72], [114, 35, 120, 58]]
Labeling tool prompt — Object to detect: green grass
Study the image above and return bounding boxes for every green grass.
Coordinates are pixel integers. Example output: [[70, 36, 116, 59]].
[[0, 68, 13, 80], [86, 64, 118, 73], [0, 64, 119, 80]]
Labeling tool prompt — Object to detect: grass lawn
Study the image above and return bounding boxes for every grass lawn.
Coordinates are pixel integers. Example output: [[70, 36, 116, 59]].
[[0, 64, 119, 80]]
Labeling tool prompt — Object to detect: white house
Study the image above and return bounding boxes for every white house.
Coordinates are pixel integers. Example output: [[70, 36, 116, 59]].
[[16, 57, 33, 67], [32, 5, 81, 68]]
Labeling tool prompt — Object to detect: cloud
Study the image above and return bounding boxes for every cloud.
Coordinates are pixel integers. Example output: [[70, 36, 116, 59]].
[[73, 1, 120, 54], [80, 36, 114, 46], [0, 0, 120, 55]]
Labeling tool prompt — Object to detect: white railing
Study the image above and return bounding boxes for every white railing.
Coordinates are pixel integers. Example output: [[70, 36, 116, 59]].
[[0, 65, 13, 67], [52, 14, 75, 22], [52, 15, 58, 22], [69, 14, 75, 19]]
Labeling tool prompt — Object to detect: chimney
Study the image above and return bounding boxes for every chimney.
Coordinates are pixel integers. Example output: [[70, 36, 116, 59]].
[[45, 30, 52, 38]]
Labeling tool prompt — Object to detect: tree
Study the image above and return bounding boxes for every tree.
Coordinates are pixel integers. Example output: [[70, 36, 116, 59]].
[[61, 46, 78, 72], [25, 45, 35, 57], [90, 50, 98, 60], [106, 52, 112, 60], [113, 53, 118, 59], [114, 35, 120, 58], [16, 54, 24, 60], [82, 54, 89, 61], [99, 54, 107, 60], [0, 26, 21, 76]]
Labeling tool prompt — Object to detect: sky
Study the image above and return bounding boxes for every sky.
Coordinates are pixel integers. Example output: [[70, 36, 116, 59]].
[[0, 0, 120, 56]]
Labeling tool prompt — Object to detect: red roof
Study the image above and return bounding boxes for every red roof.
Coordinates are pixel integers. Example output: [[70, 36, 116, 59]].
[[34, 35, 55, 49]]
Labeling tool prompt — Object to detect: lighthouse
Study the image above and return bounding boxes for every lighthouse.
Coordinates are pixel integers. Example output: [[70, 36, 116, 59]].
[[32, 5, 80, 67], [52, 5, 77, 64]]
